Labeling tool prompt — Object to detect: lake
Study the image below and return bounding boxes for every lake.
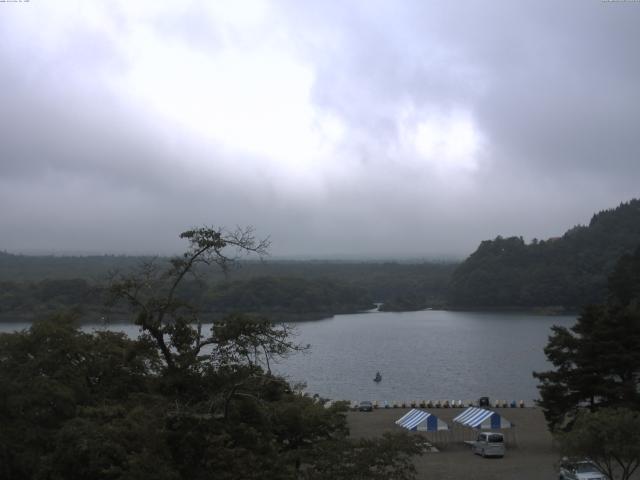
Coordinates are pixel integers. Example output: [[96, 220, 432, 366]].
[[0, 309, 575, 404]]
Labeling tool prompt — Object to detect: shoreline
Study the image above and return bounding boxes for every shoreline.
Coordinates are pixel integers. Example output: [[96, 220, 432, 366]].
[[0, 305, 579, 324], [442, 305, 579, 316]]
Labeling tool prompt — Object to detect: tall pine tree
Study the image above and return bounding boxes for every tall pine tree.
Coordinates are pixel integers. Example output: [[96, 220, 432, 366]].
[[534, 246, 640, 431]]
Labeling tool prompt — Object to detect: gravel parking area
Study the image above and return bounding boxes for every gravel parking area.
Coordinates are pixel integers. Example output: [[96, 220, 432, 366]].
[[347, 407, 562, 480]]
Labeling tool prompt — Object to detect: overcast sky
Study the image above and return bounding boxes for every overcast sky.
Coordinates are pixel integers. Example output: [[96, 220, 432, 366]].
[[1, 1, 638, 258]]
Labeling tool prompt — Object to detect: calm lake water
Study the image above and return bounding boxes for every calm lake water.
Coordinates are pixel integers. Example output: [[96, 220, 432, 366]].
[[0, 310, 575, 403]]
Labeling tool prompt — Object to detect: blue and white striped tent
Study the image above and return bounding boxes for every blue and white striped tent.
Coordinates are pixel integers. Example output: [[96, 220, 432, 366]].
[[395, 409, 449, 432], [453, 407, 512, 429]]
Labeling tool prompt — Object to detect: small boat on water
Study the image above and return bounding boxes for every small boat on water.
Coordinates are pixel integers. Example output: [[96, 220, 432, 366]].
[[374, 371, 382, 383]]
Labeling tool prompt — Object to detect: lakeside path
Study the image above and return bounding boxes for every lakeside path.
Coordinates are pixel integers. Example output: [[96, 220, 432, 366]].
[[347, 407, 559, 480]]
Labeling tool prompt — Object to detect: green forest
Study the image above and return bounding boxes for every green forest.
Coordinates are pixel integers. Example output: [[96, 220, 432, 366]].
[[448, 199, 640, 309], [1, 198, 640, 320], [0, 254, 454, 322]]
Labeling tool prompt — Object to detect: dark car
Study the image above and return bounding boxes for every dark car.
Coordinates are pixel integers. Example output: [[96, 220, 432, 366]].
[[358, 401, 373, 412], [478, 396, 490, 407], [559, 460, 608, 480]]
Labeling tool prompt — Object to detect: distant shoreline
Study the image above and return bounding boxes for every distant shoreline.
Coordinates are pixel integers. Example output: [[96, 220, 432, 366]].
[[0, 306, 578, 326], [443, 305, 579, 316]]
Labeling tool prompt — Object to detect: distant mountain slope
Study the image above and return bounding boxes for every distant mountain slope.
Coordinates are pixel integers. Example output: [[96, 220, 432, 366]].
[[0, 251, 455, 320], [448, 199, 640, 309], [0, 252, 153, 282]]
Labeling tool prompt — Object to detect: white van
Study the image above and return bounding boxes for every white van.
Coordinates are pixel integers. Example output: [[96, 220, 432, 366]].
[[472, 432, 505, 458]]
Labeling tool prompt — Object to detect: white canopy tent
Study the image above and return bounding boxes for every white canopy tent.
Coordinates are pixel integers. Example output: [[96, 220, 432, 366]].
[[452, 407, 517, 446], [453, 407, 512, 429], [395, 409, 449, 432]]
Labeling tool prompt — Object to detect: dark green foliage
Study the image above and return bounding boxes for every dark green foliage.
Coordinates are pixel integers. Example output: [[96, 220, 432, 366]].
[[0, 278, 105, 318], [608, 246, 640, 308], [450, 199, 640, 308], [378, 294, 429, 312], [299, 433, 424, 480], [559, 408, 640, 480], [0, 226, 455, 318], [534, 246, 640, 431], [205, 276, 375, 318], [0, 222, 453, 321], [0, 251, 152, 282], [0, 251, 456, 297], [0, 262, 455, 320], [43, 404, 181, 480], [0, 316, 422, 480], [0, 314, 162, 480]]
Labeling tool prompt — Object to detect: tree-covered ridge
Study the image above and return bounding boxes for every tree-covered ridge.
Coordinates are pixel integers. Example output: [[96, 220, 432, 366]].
[[203, 276, 374, 317], [449, 199, 640, 309], [0, 251, 456, 285], [0, 251, 151, 282], [0, 259, 455, 320], [0, 276, 373, 322]]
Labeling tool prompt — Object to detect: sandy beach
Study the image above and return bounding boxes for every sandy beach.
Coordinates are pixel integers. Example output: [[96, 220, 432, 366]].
[[346, 407, 627, 480]]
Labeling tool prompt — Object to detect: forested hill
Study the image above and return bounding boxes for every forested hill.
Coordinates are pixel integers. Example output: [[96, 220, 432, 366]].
[[0, 251, 150, 282], [0, 253, 455, 320], [448, 199, 640, 309]]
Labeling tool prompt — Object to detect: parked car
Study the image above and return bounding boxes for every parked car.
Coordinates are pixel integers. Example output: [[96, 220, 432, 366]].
[[358, 401, 373, 412], [559, 460, 607, 480], [478, 396, 490, 407], [472, 432, 505, 458]]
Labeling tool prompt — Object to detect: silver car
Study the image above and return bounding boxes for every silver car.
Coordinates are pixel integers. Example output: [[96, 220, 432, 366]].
[[559, 460, 608, 480], [472, 432, 505, 458]]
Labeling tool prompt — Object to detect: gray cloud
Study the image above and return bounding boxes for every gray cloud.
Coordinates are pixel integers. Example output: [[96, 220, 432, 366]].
[[0, 1, 638, 257]]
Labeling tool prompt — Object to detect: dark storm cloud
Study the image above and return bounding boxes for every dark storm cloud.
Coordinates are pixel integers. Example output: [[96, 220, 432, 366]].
[[0, 1, 638, 257]]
